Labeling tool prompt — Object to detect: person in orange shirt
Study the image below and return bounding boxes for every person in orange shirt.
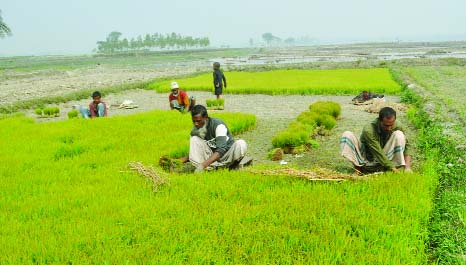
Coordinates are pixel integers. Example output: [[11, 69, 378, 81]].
[[168, 82, 194, 112]]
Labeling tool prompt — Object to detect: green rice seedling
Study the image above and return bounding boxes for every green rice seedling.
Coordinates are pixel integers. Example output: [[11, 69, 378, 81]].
[[34, 107, 43, 116], [291, 145, 306, 154], [0, 112, 25, 120], [206, 99, 225, 109], [52, 107, 60, 116], [309, 101, 341, 118], [54, 145, 88, 160], [0, 107, 434, 263], [315, 114, 337, 130], [272, 128, 309, 151], [150, 68, 401, 95], [67, 109, 78, 119], [267, 148, 283, 161], [226, 114, 257, 134], [306, 138, 319, 149], [297, 111, 319, 126], [39, 106, 60, 117], [166, 145, 189, 159], [158, 155, 184, 173], [206, 99, 215, 107], [43, 107, 52, 116], [271, 101, 339, 154], [288, 120, 314, 133]]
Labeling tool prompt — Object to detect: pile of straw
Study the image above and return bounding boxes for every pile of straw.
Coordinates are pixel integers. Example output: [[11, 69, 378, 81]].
[[364, 101, 408, 114], [128, 161, 169, 192], [248, 167, 374, 181]]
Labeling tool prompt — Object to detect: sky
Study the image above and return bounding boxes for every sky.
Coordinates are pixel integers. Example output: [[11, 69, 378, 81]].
[[1, 0, 466, 56]]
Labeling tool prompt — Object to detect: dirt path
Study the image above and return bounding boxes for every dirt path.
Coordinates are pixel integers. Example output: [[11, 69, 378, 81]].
[[0, 64, 202, 106], [27, 90, 406, 171]]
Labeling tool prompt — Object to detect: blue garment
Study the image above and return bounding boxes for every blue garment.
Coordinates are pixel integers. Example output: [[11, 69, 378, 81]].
[[79, 103, 105, 118]]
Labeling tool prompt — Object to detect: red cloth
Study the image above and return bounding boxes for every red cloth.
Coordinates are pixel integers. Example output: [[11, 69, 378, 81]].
[[89, 101, 107, 118], [169, 90, 190, 107]]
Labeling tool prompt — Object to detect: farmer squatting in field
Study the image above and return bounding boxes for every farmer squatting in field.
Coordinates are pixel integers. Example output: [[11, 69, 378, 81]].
[[168, 81, 195, 112], [340, 107, 412, 174], [180, 105, 249, 172], [78, 91, 108, 118]]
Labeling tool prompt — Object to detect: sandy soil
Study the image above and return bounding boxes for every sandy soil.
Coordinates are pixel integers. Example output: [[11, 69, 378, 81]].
[[0, 64, 202, 106], [3, 43, 465, 107]]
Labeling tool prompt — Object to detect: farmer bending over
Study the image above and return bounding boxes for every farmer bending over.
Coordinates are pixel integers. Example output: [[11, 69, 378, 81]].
[[340, 107, 412, 173], [352, 90, 384, 104], [79, 91, 107, 118], [180, 105, 248, 172], [169, 81, 195, 112]]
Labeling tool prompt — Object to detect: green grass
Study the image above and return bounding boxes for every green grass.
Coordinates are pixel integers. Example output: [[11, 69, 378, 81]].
[[149, 68, 402, 95], [402, 66, 466, 263], [406, 66, 466, 124], [0, 109, 434, 263]]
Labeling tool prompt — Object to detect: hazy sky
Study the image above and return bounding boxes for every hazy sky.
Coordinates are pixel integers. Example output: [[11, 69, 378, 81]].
[[1, 0, 465, 56]]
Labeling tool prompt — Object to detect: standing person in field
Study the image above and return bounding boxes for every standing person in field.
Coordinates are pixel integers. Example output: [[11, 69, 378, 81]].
[[180, 105, 249, 172], [213, 62, 227, 99], [340, 107, 412, 174], [79, 91, 107, 119], [168, 81, 195, 112]]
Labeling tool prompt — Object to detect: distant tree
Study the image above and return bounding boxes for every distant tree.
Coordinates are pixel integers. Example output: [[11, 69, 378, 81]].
[[121, 38, 129, 51], [99, 31, 122, 53], [106, 31, 122, 43], [0, 10, 12, 38], [262, 32, 274, 45], [249, 38, 254, 47], [144, 34, 153, 49], [136, 35, 144, 50], [200, 37, 210, 47], [129, 38, 137, 50], [296, 35, 317, 46], [284, 37, 295, 46]]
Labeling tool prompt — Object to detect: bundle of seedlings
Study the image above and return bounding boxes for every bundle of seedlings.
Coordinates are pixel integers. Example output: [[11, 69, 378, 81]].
[[267, 148, 284, 161], [35, 106, 60, 117], [159, 155, 183, 172], [128, 161, 169, 192], [271, 101, 341, 155], [309, 101, 341, 118], [206, 98, 225, 110], [67, 109, 79, 119], [159, 155, 195, 174], [272, 122, 317, 154]]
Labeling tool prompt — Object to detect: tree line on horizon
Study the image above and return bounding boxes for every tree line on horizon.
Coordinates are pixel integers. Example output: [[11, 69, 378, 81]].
[[259, 32, 317, 47], [96, 31, 210, 54]]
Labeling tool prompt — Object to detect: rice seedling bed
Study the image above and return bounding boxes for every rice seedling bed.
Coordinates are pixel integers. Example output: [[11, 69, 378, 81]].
[[149, 68, 402, 95]]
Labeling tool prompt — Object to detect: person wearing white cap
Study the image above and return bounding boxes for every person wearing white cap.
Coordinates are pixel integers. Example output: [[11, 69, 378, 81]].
[[168, 81, 195, 112]]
